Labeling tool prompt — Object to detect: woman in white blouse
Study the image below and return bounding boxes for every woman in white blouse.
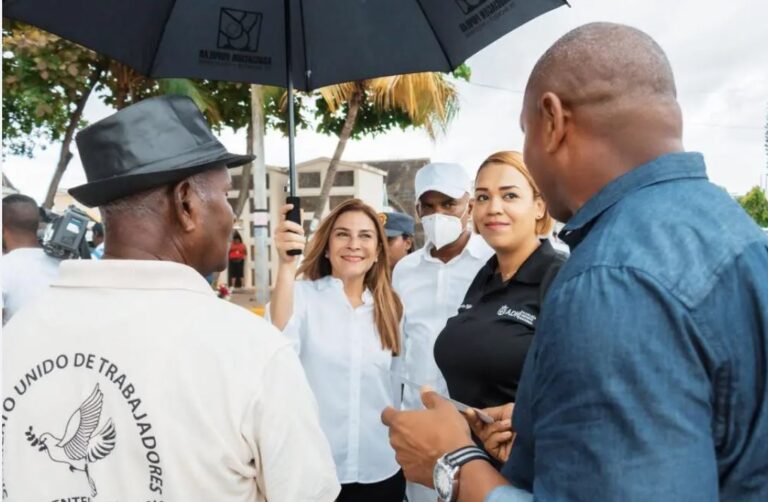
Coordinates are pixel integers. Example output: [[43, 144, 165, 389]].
[[269, 198, 405, 502]]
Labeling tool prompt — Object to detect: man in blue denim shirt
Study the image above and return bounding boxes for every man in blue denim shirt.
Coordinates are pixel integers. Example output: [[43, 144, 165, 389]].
[[382, 22, 768, 502]]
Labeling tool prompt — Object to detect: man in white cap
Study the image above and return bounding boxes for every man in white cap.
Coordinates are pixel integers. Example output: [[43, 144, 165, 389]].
[[392, 162, 493, 502]]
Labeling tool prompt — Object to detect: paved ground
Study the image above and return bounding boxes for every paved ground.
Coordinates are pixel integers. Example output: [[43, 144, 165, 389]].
[[228, 287, 266, 317]]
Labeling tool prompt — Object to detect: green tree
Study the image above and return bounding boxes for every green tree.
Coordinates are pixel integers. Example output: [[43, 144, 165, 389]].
[[3, 22, 227, 208], [2, 23, 108, 207], [738, 186, 768, 227]]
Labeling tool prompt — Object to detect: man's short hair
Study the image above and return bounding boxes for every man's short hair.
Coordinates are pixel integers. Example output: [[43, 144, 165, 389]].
[[2, 194, 41, 233], [526, 22, 677, 108]]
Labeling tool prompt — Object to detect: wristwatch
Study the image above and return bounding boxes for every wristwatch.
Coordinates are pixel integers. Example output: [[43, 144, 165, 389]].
[[433, 445, 491, 502]]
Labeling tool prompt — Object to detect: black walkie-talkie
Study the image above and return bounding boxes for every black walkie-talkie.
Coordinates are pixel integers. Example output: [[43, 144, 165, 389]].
[[285, 196, 302, 256]]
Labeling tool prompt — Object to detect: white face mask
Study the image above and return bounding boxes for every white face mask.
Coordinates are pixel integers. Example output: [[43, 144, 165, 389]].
[[421, 205, 468, 250]]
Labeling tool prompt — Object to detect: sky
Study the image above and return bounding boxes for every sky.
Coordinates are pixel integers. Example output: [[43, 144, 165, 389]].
[[3, 0, 767, 203]]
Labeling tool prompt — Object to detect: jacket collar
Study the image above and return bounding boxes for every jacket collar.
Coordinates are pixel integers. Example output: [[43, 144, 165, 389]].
[[560, 152, 707, 248], [53, 259, 213, 295]]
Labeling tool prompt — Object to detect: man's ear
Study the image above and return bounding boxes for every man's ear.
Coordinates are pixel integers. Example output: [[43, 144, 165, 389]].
[[405, 236, 414, 252], [540, 92, 568, 154], [172, 179, 197, 233], [465, 197, 475, 228], [534, 195, 546, 220]]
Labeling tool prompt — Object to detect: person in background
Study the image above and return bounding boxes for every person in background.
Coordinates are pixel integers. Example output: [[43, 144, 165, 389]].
[[89, 222, 105, 259], [382, 23, 768, 502], [269, 198, 405, 502], [2, 193, 61, 325], [434, 151, 565, 465], [228, 230, 246, 288], [381, 211, 415, 270], [392, 162, 493, 502]]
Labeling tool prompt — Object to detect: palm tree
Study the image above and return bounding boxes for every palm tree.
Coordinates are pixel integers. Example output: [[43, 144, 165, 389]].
[[309, 72, 459, 223]]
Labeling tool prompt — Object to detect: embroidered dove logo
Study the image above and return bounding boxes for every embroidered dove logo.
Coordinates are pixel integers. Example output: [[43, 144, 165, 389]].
[[33, 385, 116, 497]]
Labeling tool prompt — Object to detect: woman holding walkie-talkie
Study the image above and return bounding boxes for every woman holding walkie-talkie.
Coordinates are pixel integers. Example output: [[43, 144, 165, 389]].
[[268, 198, 405, 502]]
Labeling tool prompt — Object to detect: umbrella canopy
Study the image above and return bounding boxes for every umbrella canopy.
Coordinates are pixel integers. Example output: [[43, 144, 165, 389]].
[[4, 0, 567, 216], [4, 0, 567, 91]]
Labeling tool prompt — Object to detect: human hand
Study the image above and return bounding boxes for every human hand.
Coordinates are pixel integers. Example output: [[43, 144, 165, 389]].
[[274, 204, 305, 264], [465, 403, 515, 462], [381, 387, 474, 488]]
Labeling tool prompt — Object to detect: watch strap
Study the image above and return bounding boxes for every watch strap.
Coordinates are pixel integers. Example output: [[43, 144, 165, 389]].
[[445, 445, 491, 468]]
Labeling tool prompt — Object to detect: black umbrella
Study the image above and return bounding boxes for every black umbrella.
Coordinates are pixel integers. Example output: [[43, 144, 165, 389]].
[[4, 0, 567, 226]]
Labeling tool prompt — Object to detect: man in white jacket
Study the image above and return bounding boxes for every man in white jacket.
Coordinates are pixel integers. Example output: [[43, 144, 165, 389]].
[[2, 95, 339, 502]]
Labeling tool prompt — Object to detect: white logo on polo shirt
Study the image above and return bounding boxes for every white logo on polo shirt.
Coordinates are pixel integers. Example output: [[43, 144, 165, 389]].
[[496, 305, 537, 326], [27, 385, 116, 497]]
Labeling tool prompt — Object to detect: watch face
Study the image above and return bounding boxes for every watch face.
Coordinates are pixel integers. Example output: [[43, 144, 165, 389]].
[[434, 460, 454, 500]]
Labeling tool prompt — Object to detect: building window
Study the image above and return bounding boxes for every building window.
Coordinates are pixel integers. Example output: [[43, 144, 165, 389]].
[[301, 196, 320, 213], [250, 197, 270, 213], [330, 195, 351, 210], [299, 172, 321, 188], [334, 170, 354, 187], [231, 174, 253, 192]]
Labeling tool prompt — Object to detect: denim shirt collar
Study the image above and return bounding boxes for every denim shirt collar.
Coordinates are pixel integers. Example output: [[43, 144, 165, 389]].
[[560, 152, 708, 248]]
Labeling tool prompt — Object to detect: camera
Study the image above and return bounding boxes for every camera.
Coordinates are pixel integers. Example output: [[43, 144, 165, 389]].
[[39, 205, 93, 260]]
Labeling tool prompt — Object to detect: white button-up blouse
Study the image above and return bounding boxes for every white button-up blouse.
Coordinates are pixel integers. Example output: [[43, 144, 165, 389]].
[[279, 275, 400, 484]]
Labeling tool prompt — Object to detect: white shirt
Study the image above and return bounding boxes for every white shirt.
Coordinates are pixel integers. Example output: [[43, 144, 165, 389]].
[[2, 260, 339, 502], [1, 247, 61, 324], [274, 275, 400, 484], [393, 233, 493, 411]]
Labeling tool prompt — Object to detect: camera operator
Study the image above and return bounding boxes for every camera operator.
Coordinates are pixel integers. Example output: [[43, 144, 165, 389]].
[[89, 222, 105, 259], [1, 194, 61, 325]]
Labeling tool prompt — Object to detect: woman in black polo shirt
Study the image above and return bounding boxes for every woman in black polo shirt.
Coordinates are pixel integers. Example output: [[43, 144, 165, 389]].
[[434, 151, 565, 461]]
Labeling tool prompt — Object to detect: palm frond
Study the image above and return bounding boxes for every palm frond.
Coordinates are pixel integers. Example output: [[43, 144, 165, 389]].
[[157, 78, 221, 124], [317, 82, 362, 113], [367, 72, 458, 139]]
